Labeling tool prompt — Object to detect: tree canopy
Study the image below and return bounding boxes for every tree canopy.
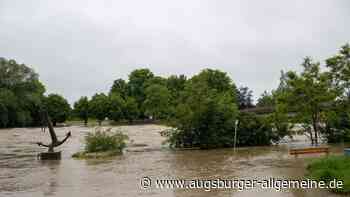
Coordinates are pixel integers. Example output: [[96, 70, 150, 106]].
[[144, 84, 171, 120], [0, 58, 46, 127], [166, 69, 239, 148], [45, 94, 71, 126], [89, 93, 109, 125], [73, 96, 89, 126]]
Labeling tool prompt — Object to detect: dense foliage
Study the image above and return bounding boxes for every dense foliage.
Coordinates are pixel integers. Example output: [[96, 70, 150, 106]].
[[0, 58, 45, 127], [84, 128, 128, 153], [89, 93, 109, 125], [45, 94, 71, 126], [73, 96, 89, 126], [277, 57, 339, 144], [307, 156, 350, 193], [144, 84, 171, 119], [72, 127, 129, 159], [257, 91, 275, 107], [166, 69, 239, 148], [236, 113, 277, 146], [237, 86, 254, 109]]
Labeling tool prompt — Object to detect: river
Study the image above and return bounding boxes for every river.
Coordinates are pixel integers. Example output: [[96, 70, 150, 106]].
[[0, 125, 347, 197]]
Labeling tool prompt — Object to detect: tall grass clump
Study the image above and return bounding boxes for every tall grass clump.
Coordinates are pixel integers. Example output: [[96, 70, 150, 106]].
[[73, 127, 128, 159], [306, 155, 350, 193]]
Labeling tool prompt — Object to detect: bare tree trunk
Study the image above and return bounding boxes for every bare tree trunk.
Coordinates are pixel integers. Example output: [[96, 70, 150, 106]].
[[304, 124, 314, 145], [308, 127, 314, 145]]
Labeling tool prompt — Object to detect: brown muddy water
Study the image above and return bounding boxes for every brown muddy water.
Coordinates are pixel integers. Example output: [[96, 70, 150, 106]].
[[0, 125, 348, 197]]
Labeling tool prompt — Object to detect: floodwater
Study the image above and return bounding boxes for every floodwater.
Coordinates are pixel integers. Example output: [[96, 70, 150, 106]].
[[0, 125, 348, 197]]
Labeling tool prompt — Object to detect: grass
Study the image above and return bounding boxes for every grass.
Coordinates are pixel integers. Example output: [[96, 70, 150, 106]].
[[72, 127, 128, 159], [306, 155, 350, 193]]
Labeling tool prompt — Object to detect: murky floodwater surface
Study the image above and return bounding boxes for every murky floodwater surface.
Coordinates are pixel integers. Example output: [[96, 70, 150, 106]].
[[0, 125, 347, 197]]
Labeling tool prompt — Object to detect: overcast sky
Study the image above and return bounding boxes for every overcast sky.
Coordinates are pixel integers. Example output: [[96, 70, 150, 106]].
[[1, 0, 349, 104]]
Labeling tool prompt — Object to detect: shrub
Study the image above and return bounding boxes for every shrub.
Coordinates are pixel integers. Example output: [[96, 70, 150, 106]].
[[236, 112, 276, 146], [73, 127, 128, 159], [307, 156, 350, 193], [322, 110, 350, 143], [85, 128, 128, 153]]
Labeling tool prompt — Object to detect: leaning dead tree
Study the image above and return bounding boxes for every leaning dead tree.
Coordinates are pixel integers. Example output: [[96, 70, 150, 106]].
[[36, 110, 71, 159]]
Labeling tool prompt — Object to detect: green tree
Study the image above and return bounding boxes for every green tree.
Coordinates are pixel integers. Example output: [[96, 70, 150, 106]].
[[278, 57, 339, 144], [165, 75, 187, 118], [236, 113, 276, 146], [128, 68, 154, 116], [0, 103, 8, 127], [257, 91, 275, 107], [0, 57, 46, 127], [166, 74, 187, 105], [166, 69, 239, 149], [110, 79, 128, 99], [0, 88, 18, 127], [326, 43, 350, 96], [108, 93, 125, 122], [145, 76, 167, 87], [45, 94, 71, 126], [322, 44, 350, 142], [321, 103, 350, 143], [123, 97, 139, 123], [73, 96, 89, 126], [237, 86, 254, 109], [144, 84, 171, 119], [89, 93, 109, 125]]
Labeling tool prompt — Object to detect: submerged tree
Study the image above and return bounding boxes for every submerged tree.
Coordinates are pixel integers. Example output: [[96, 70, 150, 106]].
[[167, 69, 239, 148], [322, 44, 350, 142], [279, 57, 339, 145], [236, 112, 276, 146], [326, 43, 350, 97]]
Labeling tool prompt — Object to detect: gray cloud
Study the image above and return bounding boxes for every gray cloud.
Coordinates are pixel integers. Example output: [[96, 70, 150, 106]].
[[1, 0, 349, 104]]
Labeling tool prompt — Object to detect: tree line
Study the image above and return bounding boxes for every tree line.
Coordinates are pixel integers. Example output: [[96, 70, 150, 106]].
[[1, 43, 349, 148]]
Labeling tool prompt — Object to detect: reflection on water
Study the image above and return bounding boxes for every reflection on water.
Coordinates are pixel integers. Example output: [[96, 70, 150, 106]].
[[0, 125, 347, 197]]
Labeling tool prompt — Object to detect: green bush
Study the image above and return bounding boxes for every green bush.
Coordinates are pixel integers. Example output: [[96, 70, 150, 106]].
[[236, 112, 276, 146], [307, 156, 350, 193], [322, 110, 350, 143], [73, 127, 129, 159], [85, 128, 128, 153]]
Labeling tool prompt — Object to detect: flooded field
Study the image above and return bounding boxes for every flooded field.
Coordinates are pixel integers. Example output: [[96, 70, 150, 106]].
[[0, 125, 347, 197]]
